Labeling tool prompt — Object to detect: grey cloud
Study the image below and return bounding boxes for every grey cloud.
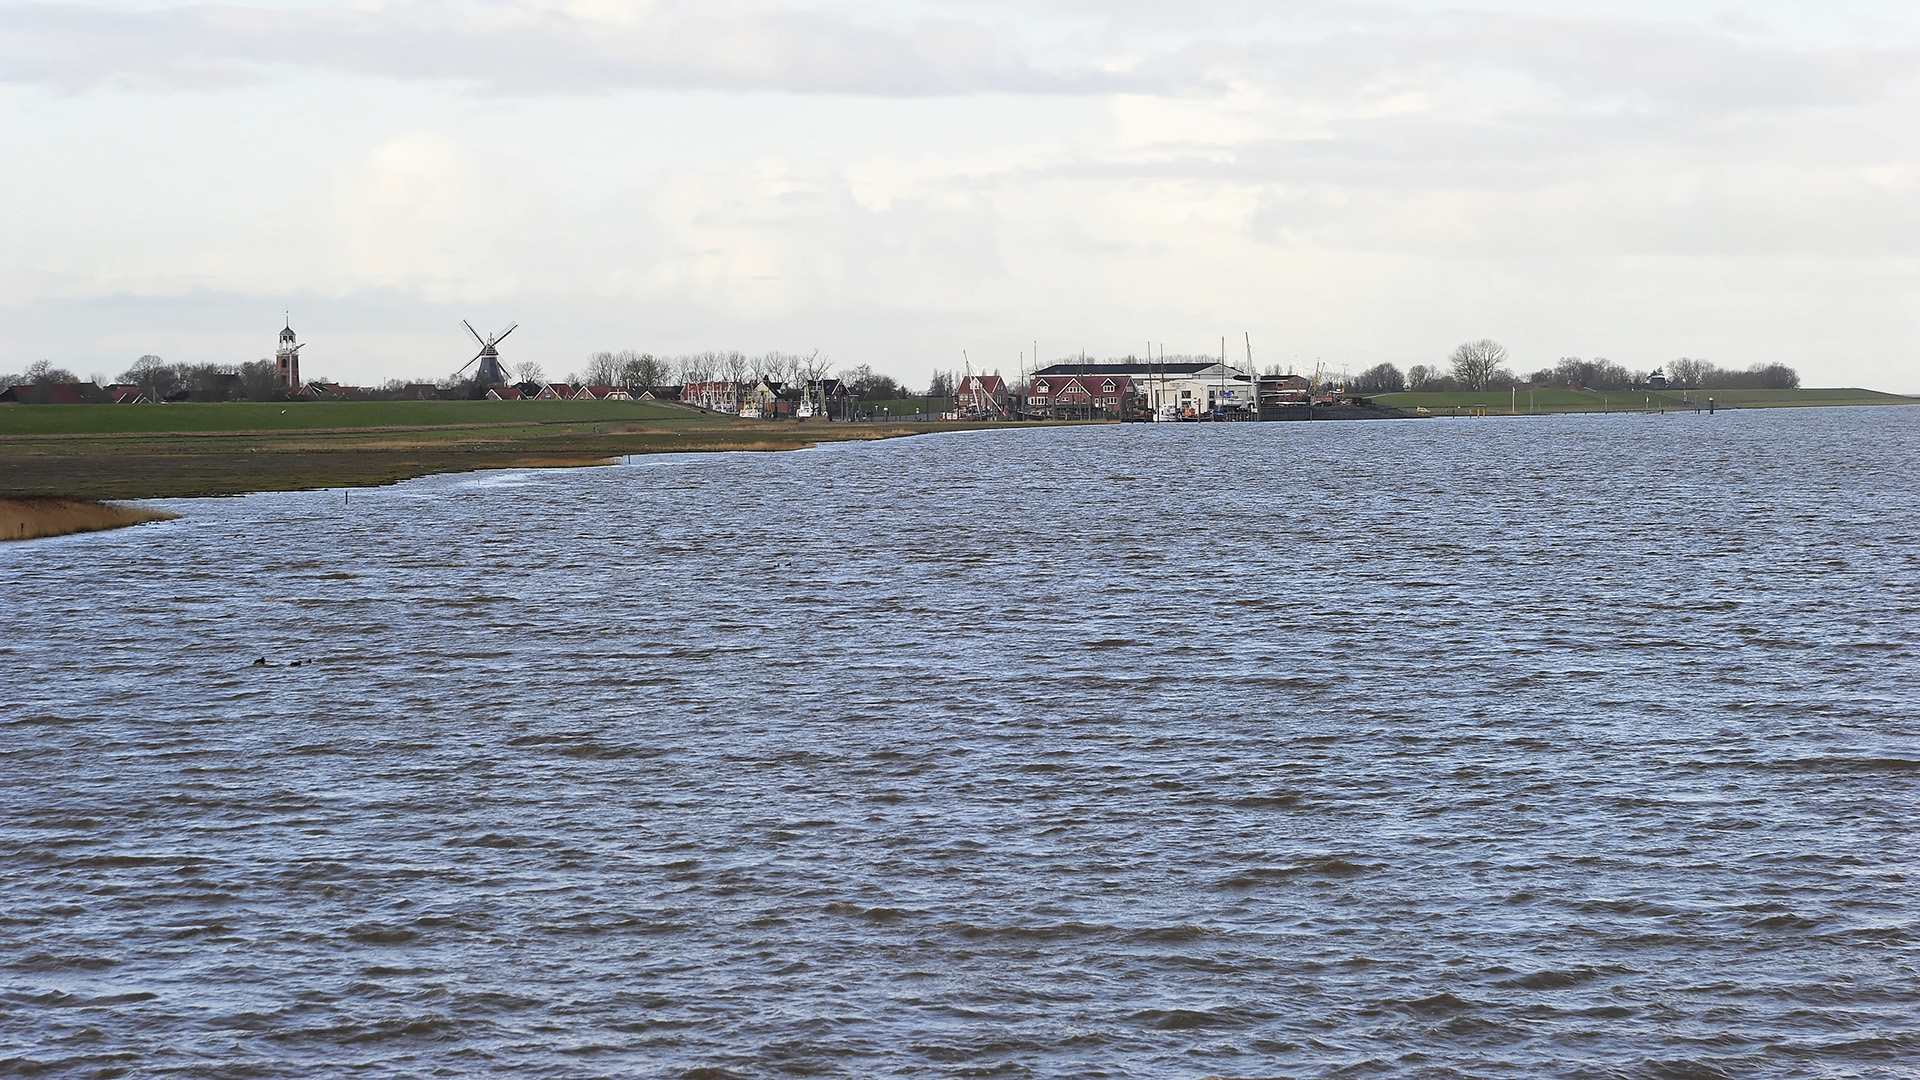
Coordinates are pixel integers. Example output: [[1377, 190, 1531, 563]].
[[1134, 14, 1915, 117], [0, 1, 1147, 94], [2, 0, 1911, 112]]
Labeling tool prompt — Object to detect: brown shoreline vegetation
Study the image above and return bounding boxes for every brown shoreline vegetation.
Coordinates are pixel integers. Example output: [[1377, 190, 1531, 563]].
[[0, 402, 1077, 538], [1, 496, 179, 542]]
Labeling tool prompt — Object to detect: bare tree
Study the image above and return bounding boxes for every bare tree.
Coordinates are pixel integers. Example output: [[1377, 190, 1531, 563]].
[[1351, 362, 1406, 393], [584, 351, 620, 386], [1668, 357, 1706, 387], [722, 351, 751, 409], [614, 350, 662, 388], [237, 359, 281, 400], [519, 361, 547, 386], [1448, 339, 1508, 391], [118, 355, 175, 400], [27, 359, 79, 385]]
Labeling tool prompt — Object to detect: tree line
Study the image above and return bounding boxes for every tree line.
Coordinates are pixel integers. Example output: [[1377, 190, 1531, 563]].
[[1346, 342, 1799, 394], [7, 342, 1803, 404], [573, 350, 952, 400]]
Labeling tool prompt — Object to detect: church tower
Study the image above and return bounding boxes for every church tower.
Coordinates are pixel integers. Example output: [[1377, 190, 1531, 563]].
[[275, 316, 302, 391]]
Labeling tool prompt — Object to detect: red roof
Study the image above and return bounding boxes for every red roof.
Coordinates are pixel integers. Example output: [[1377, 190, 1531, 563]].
[[1031, 374, 1131, 400]]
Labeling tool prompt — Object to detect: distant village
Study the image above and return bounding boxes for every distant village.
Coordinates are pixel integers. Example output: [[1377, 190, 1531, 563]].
[[2, 319, 1800, 422]]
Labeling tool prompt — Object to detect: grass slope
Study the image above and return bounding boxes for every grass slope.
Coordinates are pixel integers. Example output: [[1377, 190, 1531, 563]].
[[859, 397, 954, 416], [0, 398, 696, 436], [0, 399, 1059, 501], [1374, 387, 1918, 414]]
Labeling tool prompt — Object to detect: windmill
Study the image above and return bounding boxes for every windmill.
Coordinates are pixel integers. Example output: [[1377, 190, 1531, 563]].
[[454, 320, 517, 385]]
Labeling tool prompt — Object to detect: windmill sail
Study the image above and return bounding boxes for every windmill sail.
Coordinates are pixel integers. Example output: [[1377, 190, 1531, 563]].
[[456, 321, 518, 385]]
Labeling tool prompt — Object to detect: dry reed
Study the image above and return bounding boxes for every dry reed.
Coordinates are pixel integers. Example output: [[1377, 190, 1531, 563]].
[[0, 496, 178, 542]]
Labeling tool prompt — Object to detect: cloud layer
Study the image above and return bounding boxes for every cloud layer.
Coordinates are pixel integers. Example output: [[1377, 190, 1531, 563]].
[[4, 0, 1918, 388]]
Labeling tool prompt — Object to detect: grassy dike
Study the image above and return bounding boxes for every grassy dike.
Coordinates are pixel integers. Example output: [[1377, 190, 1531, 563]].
[[1374, 386, 1919, 414], [0, 400, 1053, 536]]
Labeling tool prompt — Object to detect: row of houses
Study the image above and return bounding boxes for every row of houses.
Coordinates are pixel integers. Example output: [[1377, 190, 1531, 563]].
[[8, 363, 1325, 422], [953, 363, 1318, 421], [485, 383, 656, 401], [2, 382, 156, 405], [680, 378, 852, 419]]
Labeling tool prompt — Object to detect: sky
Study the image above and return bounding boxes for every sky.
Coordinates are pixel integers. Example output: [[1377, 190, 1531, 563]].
[[2, 0, 1917, 391]]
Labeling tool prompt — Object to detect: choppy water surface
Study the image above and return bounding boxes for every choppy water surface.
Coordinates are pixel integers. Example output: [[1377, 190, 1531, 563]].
[[4, 407, 1919, 1078]]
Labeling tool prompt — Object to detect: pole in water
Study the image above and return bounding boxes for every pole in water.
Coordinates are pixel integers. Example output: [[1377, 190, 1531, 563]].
[[1709, 397, 1715, 414]]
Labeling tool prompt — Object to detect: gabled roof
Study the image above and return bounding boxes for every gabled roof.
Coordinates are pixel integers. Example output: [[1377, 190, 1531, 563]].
[[487, 386, 524, 400], [1034, 361, 1215, 376], [1037, 374, 1132, 396]]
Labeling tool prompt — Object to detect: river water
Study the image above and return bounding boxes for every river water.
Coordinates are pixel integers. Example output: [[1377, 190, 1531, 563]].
[[4, 407, 1918, 1078]]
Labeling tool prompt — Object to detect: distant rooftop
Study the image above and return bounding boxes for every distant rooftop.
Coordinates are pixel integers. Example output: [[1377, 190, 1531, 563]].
[[1033, 361, 1220, 376]]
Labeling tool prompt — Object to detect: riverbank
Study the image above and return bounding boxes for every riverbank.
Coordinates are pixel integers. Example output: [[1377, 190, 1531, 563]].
[[0, 400, 1074, 527], [1, 495, 179, 542], [1373, 386, 1918, 414]]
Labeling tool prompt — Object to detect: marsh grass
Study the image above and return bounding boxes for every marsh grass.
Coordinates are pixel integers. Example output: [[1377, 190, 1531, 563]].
[[1, 496, 178, 542], [0, 405, 1059, 501]]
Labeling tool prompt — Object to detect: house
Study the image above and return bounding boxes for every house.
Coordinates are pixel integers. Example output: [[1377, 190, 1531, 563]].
[[955, 374, 1008, 417], [1030, 360, 1254, 418], [2, 382, 105, 404], [1026, 373, 1134, 417], [106, 384, 150, 404], [486, 386, 525, 400], [681, 381, 743, 413], [534, 382, 573, 400], [573, 385, 631, 401], [638, 385, 681, 401], [740, 378, 785, 417], [792, 377, 852, 419]]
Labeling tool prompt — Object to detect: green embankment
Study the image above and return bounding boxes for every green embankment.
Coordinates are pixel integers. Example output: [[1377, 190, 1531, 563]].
[[0, 399, 1045, 501], [1374, 387, 1918, 414], [0, 398, 692, 436], [858, 397, 952, 416]]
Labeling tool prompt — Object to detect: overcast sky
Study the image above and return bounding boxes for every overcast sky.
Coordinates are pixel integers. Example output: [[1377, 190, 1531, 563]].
[[3, 0, 1917, 390]]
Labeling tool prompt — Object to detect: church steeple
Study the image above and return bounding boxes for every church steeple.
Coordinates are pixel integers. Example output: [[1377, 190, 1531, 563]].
[[275, 313, 302, 391]]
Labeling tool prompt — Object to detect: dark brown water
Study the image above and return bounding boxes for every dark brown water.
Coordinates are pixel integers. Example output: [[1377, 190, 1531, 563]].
[[4, 407, 1918, 1078]]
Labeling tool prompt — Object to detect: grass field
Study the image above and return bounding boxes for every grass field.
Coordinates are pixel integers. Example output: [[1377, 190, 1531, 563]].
[[0, 399, 1055, 502], [1374, 386, 1918, 414], [857, 397, 953, 417], [0, 398, 692, 436]]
